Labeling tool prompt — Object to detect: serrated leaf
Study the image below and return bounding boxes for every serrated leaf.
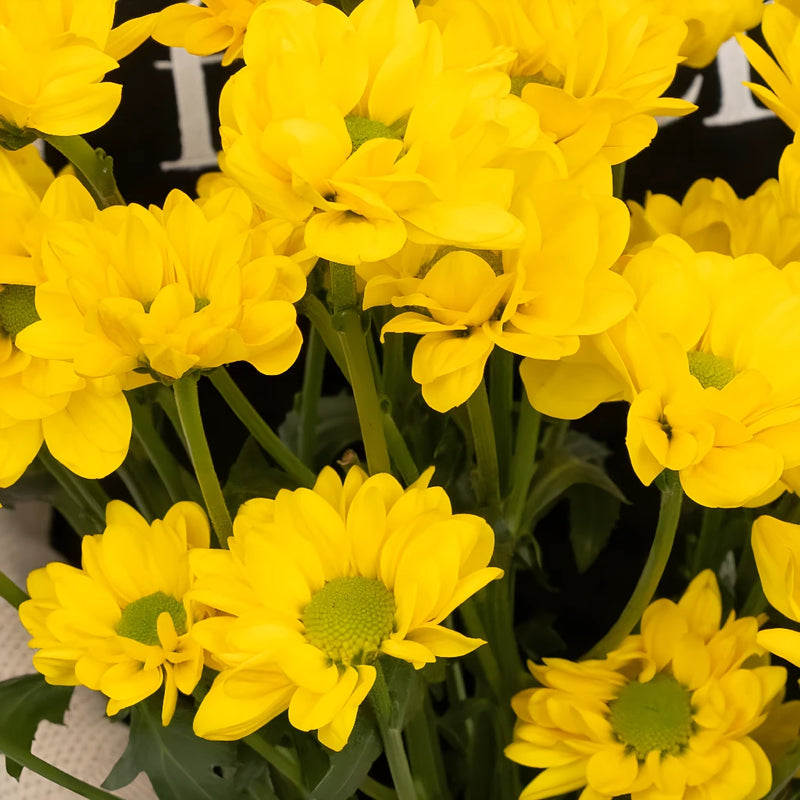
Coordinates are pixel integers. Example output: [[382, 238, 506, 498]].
[[102, 695, 240, 799], [0, 674, 73, 779], [567, 485, 621, 573], [310, 713, 381, 800]]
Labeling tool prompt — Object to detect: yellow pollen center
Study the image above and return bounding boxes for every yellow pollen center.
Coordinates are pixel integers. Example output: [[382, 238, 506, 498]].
[[608, 674, 694, 760], [687, 351, 736, 390], [117, 592, 187, 646], [0, 284, 39, 340], [302, 576, 396, 665]]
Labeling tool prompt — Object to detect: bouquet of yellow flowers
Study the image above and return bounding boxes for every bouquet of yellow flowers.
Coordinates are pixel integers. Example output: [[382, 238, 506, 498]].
[[4, 1, 800, 799]]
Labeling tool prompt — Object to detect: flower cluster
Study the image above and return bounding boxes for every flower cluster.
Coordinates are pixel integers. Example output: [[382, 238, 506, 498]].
[[20, 467, 501, 749], [507, 571, 786, 800]]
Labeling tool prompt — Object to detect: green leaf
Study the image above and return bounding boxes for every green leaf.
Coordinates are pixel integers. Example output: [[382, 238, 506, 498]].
[[223, 436, 300, 512], [0, 674, 73, 780], [102, 695, 241, 799], [310, 714, 382, 800], [567, 485, 621, 573], [764, 739, 800, 800]]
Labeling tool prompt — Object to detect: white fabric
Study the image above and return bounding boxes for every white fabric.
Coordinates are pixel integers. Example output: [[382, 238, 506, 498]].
[[0, 503, 157, 799]]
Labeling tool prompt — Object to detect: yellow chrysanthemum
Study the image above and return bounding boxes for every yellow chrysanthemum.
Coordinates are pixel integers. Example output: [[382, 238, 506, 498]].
[[0, 0, 155, 143], [153, 0, 322, 66], [217, 0, 546, 265], [14, 182, 305, 384], [738, 0, 800, 133], [645, 0, 762, 68], [417, 0, 695, 167], [506, 570, 784, 800], [523, 235, 800, 507], [0, 151, 130, 484], [188, 465, 502, 750], [628, 143, 800, 268], [19, 501, 209, 725], [372, 158, 634, 412]]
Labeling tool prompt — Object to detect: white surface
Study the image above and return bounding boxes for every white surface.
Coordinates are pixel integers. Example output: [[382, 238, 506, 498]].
[[0, 503, 157, 799]]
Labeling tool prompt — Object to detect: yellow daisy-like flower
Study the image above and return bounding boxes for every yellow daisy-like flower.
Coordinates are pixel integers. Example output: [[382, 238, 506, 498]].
[[646, 0, 763, 68], [738, 0, 800, 133], [0, 152, 130, 485], [506, 570, 784, 800], [153, 0, 322, 66], [19, 501, 209, 725], [217, 0, 540, 265], [0, 0, 155, 143], [628, 142, 800, 268], [189, 465, 503, 750], [15, 182, 305, 384], [417, 0, 695, 167], [523, 234, 800, 507]]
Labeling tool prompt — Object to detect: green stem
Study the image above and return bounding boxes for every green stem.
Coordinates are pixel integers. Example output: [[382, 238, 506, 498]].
[[243, 733, 309, 798], [381, 320, 407, 406], [382, 413, 420, 485], [130, 398, 195, 505], [116, 464, 157, 523], [0, 569, 28, 608], [209, 368, 316, 488], [299, 326, 326, 467], [42, 135, 124, 208], [505, 396, 542, 537], [465, 381, 501, 509], [584, 472, 683, 658], [691, 507, 724, 574], [173, 374, 232, 547], [38, 449, 107, 535], [360, 778, 398, 800], [370, 664, 418, 800], [2, 746, 120, 800], [489, 349, 514, 494], [298, 295, 350, 382]]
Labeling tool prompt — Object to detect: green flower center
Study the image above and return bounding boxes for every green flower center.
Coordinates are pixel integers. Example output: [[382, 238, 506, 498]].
[[510, 72, 565, 97], [344, 115, 404, 153], [117, 592, 187, 646], [687, 350, 736, 390], [608, 674, 694, 760], [0, 284, 39, 340], [302, 576, 396, 665]]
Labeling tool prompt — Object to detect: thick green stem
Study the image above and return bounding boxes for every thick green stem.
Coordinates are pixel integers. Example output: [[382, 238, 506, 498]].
[[489, 349, 514, 494], [360, 778, 398, 800], [584, 472, 683, 658], [38, 449, 107, 535], [330, 263, 391, 475], [173, 374, 232, 547], [2, 746, 120, 800], [505, 396, 542, 537], [298, 326, 326, 467], [370, 663, 418, 800], [0, 569, 27, 608], [298, 295, 350, 382], [244, 733, 309, 798], [466, 381, 501, 509], [43, 135, 124, 208], [209, 368, 316, 488]]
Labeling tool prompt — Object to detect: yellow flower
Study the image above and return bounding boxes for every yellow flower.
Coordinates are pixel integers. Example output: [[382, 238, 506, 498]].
[[417, 0, 695, 167], [153, 0, 322, 66], [506, 570, 784, 800], [523, 235, 800, 507], [0, 0, 155, 142], [738, 0, 800, 133], [189, 465, 502, 750], [19, 501, 209, 725], [15, 185, 305, 384], [628, 142, 800, 268], [646, 0, 763, 68], [217, 0, 539, 265], [0, 154, 130, 484]]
